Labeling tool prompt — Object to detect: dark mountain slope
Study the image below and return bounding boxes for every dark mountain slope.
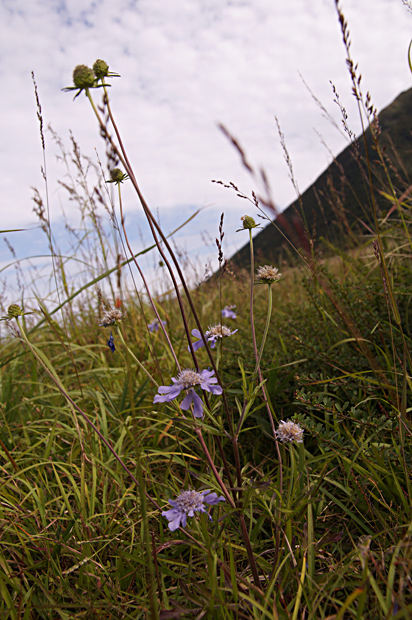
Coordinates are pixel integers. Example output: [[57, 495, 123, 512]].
[[230, 87, 412, 268]]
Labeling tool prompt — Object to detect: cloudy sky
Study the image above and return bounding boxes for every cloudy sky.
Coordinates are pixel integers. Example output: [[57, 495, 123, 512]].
[[1, 0, 411, 298]]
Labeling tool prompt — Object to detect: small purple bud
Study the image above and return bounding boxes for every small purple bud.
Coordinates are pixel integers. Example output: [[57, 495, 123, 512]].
[[107, 332, 115, 353]]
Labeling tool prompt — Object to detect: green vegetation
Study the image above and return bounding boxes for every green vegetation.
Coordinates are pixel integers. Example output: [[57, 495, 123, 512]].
[[230, 85, 412, 268], [1, 9, 412, 619]]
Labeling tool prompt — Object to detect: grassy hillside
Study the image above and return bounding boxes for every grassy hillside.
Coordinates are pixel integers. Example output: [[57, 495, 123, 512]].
[[230, 87, 412, 268]]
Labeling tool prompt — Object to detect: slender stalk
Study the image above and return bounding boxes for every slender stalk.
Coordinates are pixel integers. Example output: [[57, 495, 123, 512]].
[[194, 428, 235, 509], [247, 228, 283, 489], [116, 182, 180, 371], [115, 325, 158, 387], [194, 427, 262, 591], [249, 229, 259, 365], [255, 283, 273, 374]]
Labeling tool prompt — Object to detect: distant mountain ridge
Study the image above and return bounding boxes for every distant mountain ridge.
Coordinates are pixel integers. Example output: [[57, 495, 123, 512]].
[[229, 87, 412, 268]]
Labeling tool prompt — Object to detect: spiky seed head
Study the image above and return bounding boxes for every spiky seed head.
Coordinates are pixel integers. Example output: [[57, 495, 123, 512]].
[[72, 65, 95, 89], [93, 59, 109, 79]]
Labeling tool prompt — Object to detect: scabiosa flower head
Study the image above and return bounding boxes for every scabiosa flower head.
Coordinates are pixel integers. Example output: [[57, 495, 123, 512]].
[[221, 305, 237, 320], [107, 168, 129, 184], [92, 59, 120, 80], [7, 304, 23, 319], [256, 265, 281, 284], [63, 63, 111, 99], [162, 489, 226, 531], [148, 318, 167, 333], [190, 324, 238, 352], [99, 307, 125, 327], [153, 368, 222, 418], [93, 59, 109, 79], [72, 65, 96, 89], [240, 215, 258, 229], [276, 419, 304, 443], [1, 304, 34, 322]]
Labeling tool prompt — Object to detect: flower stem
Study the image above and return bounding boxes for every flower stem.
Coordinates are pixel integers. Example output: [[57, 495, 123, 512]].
[[254, 283, 272, 374], [247, 228, 283, 500], [249, 229, 259, 369], [194, 428, 262, 591], [115, 182, 181, 372], [115, 325, 158, 387]]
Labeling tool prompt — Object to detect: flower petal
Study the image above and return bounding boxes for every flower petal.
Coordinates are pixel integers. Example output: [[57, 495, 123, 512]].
[[154, 385, 182, 404], [158, 385, 181, 395], [199, 369, 215, 382], [203, 492, 226, 505], [191, 339, 205, 352], [191, 392, 204, 418], [188, 329, 205, 351], [205, 383, 223, 395], [180, 390, 194, 411]]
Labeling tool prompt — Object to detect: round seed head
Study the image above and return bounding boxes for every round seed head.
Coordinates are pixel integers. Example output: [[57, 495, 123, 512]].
[[93, 59, 109, 79], [7, 304, 23, 318], [110, 168, 127, 183], [240, 215, 257, 229], [72, 65, 96, 89]]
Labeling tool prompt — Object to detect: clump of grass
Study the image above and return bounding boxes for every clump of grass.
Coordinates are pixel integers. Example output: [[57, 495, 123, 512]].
[[1, 8, 412, 618]]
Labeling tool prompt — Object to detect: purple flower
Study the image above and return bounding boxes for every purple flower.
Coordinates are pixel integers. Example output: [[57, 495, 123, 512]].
[[153, 368, 222, 418], [221, 305, 237, 319], [162, 489, 226, 531], [190, 324, 238, 352], [107, 332, 115, 352], [148, 318, 167, 333]]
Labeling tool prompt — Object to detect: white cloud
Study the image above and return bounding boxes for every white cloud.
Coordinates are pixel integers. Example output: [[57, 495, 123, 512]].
[[0, 0, 411, 294]]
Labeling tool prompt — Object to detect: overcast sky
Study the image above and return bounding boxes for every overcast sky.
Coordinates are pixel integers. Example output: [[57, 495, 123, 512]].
[[1, 0, 411, 299]]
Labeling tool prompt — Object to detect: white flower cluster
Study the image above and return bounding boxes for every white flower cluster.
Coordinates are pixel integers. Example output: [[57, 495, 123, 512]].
[[276, 420, 304, 443], [99, 307, 125, 327], [256, 265, 281, 284]]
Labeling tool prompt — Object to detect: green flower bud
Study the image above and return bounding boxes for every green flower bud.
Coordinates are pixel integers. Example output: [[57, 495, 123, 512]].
[[109, 168, 128, 183], [93, 59, 109, 79], [72, 65, 96, 89], [7, 304, 23, 318], [240, 215, 257, 229]]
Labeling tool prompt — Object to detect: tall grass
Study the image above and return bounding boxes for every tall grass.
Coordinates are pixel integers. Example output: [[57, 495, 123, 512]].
[[1, 5, 412, 618]]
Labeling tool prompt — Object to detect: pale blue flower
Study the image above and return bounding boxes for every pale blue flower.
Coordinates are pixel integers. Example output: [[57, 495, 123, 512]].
[[221, 305, 237, 319], [162, 489, 226, 531], [190, 324, 238, 352], [148, 318, 166, 333], [153, 368, 222, 418]]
